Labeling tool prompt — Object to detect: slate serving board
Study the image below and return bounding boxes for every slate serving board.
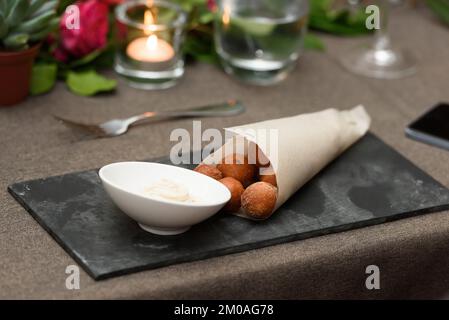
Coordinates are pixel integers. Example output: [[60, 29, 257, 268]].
[[8, 133, 449, 280]]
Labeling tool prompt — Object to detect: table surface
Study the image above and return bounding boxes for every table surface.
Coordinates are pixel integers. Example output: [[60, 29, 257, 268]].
[[1, 6, 449, 299]]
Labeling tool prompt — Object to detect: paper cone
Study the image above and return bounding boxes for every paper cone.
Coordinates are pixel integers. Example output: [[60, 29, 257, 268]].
[[203, 105, 371, 219]]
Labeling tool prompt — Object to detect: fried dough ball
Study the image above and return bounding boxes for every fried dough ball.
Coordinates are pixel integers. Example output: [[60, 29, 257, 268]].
[[247, 144, 270, 167], [216, 154, 256, 187], [194, 164, 223, 180], [219, 177, 245, 212], [258, 166, 277, 187], [259, 174, 277, 187], [241, 182, 278, 219]]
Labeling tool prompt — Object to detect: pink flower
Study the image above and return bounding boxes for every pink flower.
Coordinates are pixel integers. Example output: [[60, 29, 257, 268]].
[[53, 46, 69, 62], [207, 0, 217, 12], [55, 0, 109, 61]]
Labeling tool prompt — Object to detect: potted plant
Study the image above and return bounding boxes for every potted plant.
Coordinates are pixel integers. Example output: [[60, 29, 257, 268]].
[[0, 0, 58, 106]]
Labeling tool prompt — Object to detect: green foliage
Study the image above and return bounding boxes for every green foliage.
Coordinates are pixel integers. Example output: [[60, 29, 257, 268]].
[[427, 0, 449, 25], [66, 70, 117, 96], [309, 0, 371, 36], [170, 0, 370, 63], [171, 0, 218, 63], [0, 0, 58, 50], [66, 45, 116, 70], [3, 32, 28, 48], [57, 0, 76, 14], [30, 63, 57, 95], [27, 0, 368, 97], [0, 13, 7, 38], [183, 31, 218, 64], [304, 33, 325, 51], [5, 0, 29, 28], [31, 2, 117, 97]]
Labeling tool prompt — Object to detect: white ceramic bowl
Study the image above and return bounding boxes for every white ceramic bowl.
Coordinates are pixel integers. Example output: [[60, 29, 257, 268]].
[[99, 162, 231, 235]]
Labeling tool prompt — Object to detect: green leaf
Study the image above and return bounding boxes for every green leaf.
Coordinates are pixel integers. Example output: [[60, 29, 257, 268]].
[[66, 45, 115, 69], [29, 17, 59, 42], [427, 0, 449, 26], [171, 0, 205, 12], [69, 50, 103, 68], [28, 0, 49, 17], [66, 70, 117, 96], [30, 63, 58, 95], [0, 12, 8, 38], [57, 0, 76, 14], [304, 33, 325, 51], [90, 46, 116, 69], [309, 0, 371, 36], [14, 11, 56, 34], [30, 0, 58, 18], [4, 1, 16, 17], [5, 0, 29, 28], [199, 11, 215, 24], [3, 33, 28, 49], [310, 0, 333, 14], [0, 2, 7, 16], [309, 15, 369, 36], [183, 33, 218, 65]]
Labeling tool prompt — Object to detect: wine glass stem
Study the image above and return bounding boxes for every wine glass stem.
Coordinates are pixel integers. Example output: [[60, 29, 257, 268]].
[[373, 0, 391, 51]]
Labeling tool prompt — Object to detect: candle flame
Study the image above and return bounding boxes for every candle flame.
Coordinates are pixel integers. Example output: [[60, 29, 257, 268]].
[[144, 10, 154, 36], [144, 10, 154, 25], [146, 34, 158, 51], [222, 4, 230, 25]]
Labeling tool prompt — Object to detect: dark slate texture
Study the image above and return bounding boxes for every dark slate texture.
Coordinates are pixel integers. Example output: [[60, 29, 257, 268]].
[[8, 133, 449, 280]]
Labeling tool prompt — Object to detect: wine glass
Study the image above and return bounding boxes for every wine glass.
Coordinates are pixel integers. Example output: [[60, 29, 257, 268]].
[[340, 0, 416, 79]]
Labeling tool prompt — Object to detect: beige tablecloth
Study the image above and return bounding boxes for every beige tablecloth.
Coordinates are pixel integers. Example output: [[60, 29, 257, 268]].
[[1, 6, 449, 299]]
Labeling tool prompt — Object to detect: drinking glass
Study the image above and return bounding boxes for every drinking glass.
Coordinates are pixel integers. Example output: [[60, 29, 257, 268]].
[[214, 0, 309, 85], [340, 0, 416, 79], [114, 0, 187, 89]]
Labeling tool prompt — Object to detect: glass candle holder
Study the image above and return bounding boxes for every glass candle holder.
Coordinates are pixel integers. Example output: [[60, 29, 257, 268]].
[[114, 0, 187, 90], [214, 0, 309, 85]]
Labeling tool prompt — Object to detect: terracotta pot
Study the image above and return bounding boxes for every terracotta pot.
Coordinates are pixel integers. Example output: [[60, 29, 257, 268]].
[[0, 44, 41, 106]]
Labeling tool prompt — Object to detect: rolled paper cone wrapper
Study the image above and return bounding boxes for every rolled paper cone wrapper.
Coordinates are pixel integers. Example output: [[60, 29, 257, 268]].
[[203, 105, 371, 219]]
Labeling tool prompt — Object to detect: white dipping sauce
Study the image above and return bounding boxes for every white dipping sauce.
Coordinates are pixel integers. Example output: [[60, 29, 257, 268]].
[[143, 179, 195, 203]]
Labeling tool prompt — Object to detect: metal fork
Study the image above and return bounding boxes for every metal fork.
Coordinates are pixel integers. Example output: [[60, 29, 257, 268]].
[[54, 100, 245, 138]]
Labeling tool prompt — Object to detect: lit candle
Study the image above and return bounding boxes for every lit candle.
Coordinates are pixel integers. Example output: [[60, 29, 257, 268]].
[[126, 6, 175, 63], [127, 35, 175, 62], [222, 4, 230, 26]]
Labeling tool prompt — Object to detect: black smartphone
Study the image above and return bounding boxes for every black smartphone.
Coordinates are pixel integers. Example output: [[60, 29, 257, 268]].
[[406, 103, 449, 151]]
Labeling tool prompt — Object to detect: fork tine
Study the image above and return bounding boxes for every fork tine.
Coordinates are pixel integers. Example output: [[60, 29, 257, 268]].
[[53, 115, 108, 138]]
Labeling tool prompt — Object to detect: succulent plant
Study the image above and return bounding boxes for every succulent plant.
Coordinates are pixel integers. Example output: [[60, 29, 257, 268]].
[[0, 0, 59, 51]]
